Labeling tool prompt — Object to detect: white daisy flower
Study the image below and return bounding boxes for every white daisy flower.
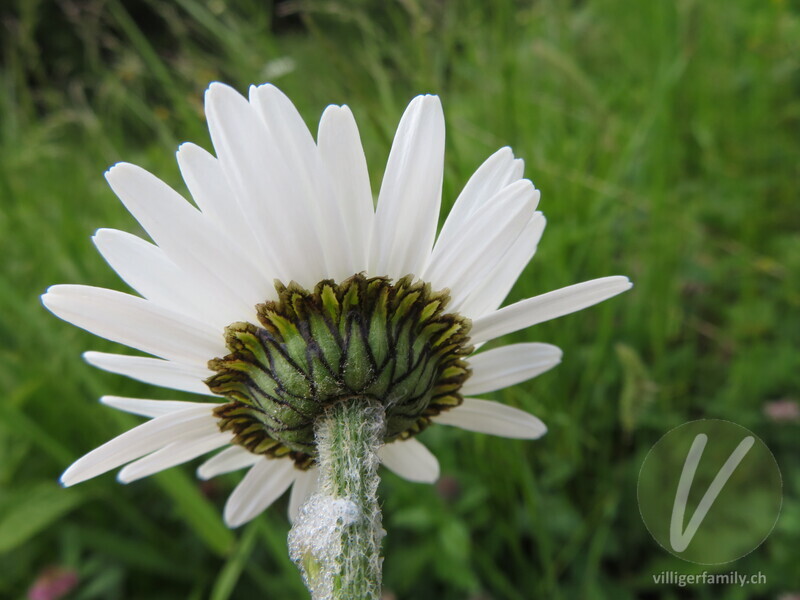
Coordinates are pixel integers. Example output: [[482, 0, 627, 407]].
[[42, 82, 631, 528]]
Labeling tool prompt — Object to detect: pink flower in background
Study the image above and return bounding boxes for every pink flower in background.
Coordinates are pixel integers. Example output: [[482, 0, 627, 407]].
[[764, 399, 800, 422], [27, 567, 78, 600]]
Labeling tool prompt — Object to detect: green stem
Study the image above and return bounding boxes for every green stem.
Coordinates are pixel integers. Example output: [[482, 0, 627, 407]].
[[288, 397, 385, 600]]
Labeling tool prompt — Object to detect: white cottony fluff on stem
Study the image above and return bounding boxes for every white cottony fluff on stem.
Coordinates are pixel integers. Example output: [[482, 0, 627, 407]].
[[288, 495, 360, 600]]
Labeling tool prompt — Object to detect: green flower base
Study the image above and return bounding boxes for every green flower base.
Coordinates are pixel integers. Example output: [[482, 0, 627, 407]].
[[207, 274, 473, 467]]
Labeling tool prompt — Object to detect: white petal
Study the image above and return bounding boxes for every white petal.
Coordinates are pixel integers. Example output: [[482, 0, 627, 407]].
[[176, 143, 264, 265], [250, 84, 351, 282], [423, 180, 539, 305], [92, 229, 204, 316], [435, 398, 547, 439], [205, 83, 324, 286], [42, 285, 226, 365], [105, 163, 263, 326], [224, 459, 296, 527], [92, 228, 252, 328], [197, 445, 260, 480], [203, 84, 287, 280], [470, 276, 634, 345], [288, 467, 319, 523], [249, 83, 318, 173], [84, 352, 213, 396], [462, 343, 562, 395], [117, 432, 232, 483], [510, 158, 525, 181], [370, 95, 445, 279], [99, 396, 217, 418], [379, 438, 440, 483], [458, 212, 546, 318], [433, 147, 521, 255], [318, 105, 374, 277], [60, 405, 218, 486]]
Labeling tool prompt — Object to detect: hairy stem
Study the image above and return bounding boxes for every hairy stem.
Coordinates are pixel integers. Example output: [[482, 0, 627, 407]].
[[289, 398, 385, 600]]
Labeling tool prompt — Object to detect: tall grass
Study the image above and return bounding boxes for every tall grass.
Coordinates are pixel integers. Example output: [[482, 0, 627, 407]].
[[1, 0, 798, 598]]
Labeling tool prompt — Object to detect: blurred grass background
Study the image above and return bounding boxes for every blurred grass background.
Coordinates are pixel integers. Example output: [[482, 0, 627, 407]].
[[1, 0, 799, 598]]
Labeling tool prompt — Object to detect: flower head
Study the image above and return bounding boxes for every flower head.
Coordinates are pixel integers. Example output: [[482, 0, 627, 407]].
[[42, 82, 631, 527]]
